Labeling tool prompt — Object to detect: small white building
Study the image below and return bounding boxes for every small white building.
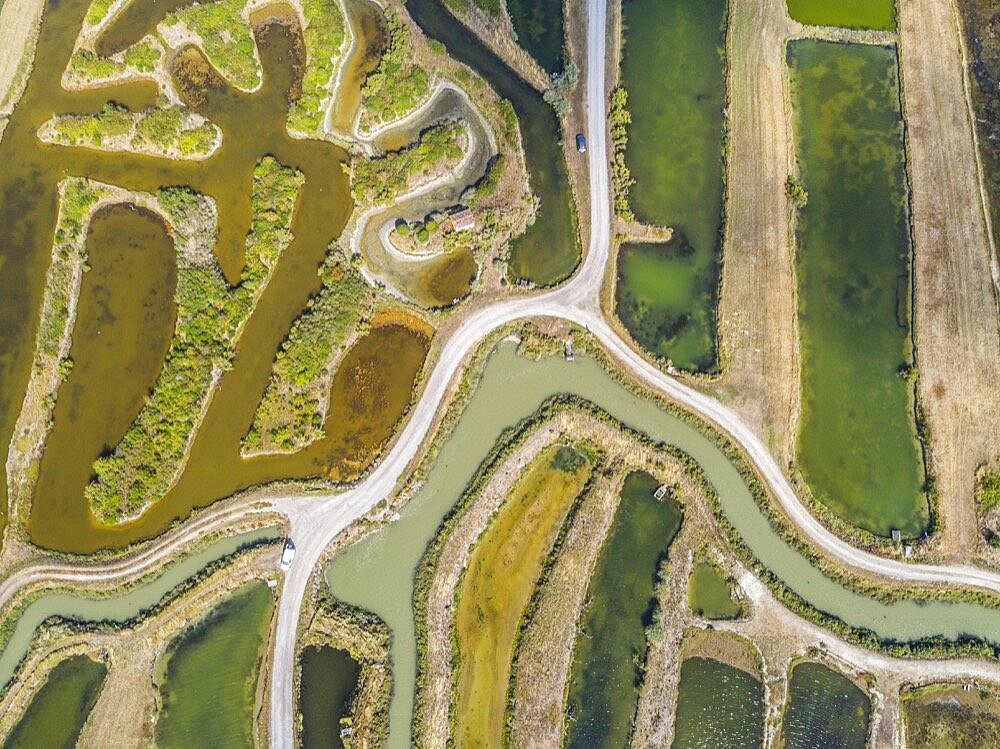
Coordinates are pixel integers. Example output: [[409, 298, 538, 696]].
[[449, 208, 475, 232], [279, 538, 296, 571]]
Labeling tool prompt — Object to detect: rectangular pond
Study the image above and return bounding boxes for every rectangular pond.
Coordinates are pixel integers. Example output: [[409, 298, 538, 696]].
[[564, 470, 683, 749], [785, 0, 896, 31], [614, 0, 727, 372], [779, 661, 871, 749], [299, 645, 360, 749], [671, 655, 764, 748], [789, 39, 927, 537]]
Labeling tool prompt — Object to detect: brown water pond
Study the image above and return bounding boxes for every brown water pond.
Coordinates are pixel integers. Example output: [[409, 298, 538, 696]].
[[0, 0, 429, 552]]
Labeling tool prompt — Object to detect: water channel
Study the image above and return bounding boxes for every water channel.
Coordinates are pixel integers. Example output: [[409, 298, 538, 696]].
[[326, 341, 1000, 748], [404, 0, 579, 285], [0, 525, 279, 693]]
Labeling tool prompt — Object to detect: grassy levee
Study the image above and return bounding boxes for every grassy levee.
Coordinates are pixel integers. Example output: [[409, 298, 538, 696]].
[[785, 0, 896, 31], [614, 0, 728, 372], [564, 470, 683, 749], [779, 661, 871, 749], [3, 655, 106, 749], [672, 655, 764, 748], [688, 558, 741, 620], [452, 444, 592, 748], [903, 683, 1000, 749], [788, 39, 928, 538], [154, 580, 273, 749], [506, 0, 565, 74]]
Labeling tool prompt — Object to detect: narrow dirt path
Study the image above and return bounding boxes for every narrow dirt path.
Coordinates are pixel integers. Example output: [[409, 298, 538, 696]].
[[899, 0, 1000, 560], [711, 0, 800, 466]]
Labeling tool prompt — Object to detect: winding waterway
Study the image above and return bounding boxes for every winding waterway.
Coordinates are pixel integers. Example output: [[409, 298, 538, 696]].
[[326, 342, 1000, 747], [0, 525, 279, 693]]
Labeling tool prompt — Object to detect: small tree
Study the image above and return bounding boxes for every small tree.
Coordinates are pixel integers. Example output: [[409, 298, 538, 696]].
[[785, 176, 809, 208]]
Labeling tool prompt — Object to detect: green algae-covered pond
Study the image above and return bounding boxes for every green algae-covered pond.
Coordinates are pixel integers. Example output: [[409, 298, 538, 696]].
[[671, 656, 764, 749], [615, 0, 727, 372], [789, 39, 927, 538], [406, 0, 579, 286], [299, 645, 360, 749], [506, 0, 564, 73], [155, 580, 274, 749], [785, 0, 896, 31], [3, 655, 106, 749], [565, 470, 682, 749], [688, 559, 741, 619], [779, 661, 871, 749], [326, 342, 1000, 748]]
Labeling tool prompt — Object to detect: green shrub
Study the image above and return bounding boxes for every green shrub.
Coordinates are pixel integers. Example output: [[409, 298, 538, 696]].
[[69, 49, 123, 80], [349, 121, 464, 205], [86, 158, 303, 523], [123, 40, 161, 73], [609, 86, 634, 221], [287, 0, 345, 134], [360, 11, 428, 126], [243, 253, 371, 454], [785, 175, 809, 208], [165, 0, 260, 90], [980, 472, 1000, 511]]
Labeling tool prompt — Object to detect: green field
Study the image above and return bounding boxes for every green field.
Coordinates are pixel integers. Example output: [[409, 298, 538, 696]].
[[453, 444, 591, 748], [565, 470, 683, 749], [785, 0, 896, 30], [155, 582, 273, 749], [615, 0, 727, 372], [789, 39, 927, 537]]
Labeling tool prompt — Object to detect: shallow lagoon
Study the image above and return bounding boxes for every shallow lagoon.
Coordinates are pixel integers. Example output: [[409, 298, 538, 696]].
[[155, 581, 274, 749], [789, 39, 926, 537], [615, 0, 727, 371], [780, 661, 871, 749], [565, 470, 683, 749], [671, 656, 764, 749], [3, 655, 106, 749]]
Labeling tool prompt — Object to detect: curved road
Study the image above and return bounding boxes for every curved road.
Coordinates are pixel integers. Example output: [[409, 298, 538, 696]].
[[266, 0, 1000, 746], [0, 0, 995, 746]]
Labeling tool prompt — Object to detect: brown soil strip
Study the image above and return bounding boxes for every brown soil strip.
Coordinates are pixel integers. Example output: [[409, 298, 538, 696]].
[[899, 0, 1000, 561], [709, 0, 800, 465]]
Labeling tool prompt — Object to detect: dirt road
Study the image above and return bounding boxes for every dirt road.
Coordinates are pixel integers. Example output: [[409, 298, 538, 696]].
[[898, 0, 1000, 560]]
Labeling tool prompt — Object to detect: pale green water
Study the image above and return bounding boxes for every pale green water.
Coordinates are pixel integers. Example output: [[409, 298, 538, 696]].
[[0, 526, 279, 693], [325, 343, 1000, 748]]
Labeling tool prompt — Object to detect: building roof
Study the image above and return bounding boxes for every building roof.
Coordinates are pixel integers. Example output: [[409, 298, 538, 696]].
[[450, 208, 475, 232]]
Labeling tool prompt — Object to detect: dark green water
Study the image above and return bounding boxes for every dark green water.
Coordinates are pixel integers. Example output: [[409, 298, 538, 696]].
[[671, 656, 764, 749], [565, 470, 683, 749], [789, 39, 926, 537], [3, 655, 106, 749], [615, 0, 727, 372], [780, 661, 871, 749], [785, 0, 896, 31], [155, 581, 273, 749], [688, 559, 740, 619], [506, 0, 564, 73], [299, 645, 361, 749], [405, 0, 579, 285]]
